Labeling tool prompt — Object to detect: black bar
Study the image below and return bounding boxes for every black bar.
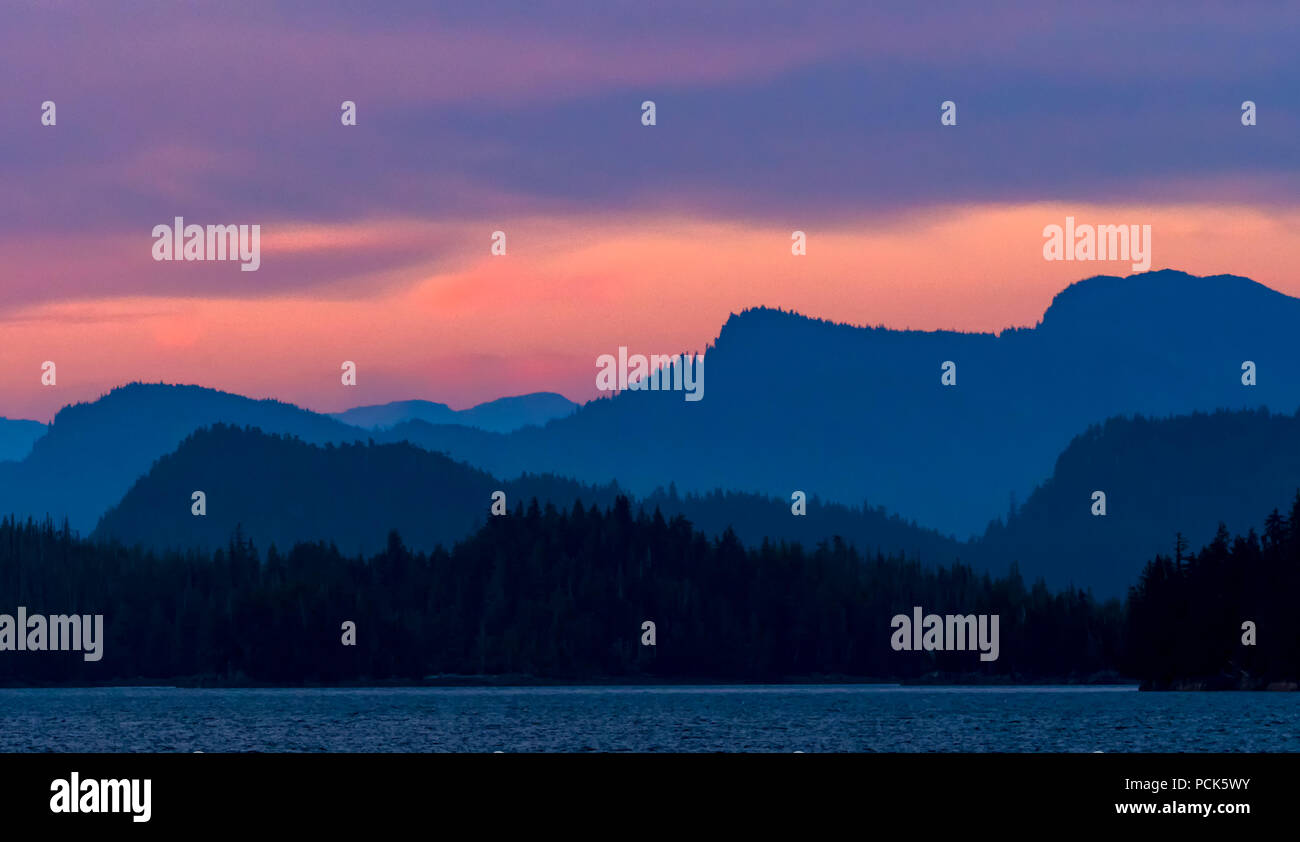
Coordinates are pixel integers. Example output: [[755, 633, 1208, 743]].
[[0, 753, 1283, 829]]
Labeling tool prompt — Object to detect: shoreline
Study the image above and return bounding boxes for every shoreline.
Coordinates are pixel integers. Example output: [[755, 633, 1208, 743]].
[[4, 672, 1292, 691], [0, 674, 1147, 690]]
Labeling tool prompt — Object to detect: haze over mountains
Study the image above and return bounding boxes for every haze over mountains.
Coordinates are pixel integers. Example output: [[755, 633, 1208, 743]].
[[91, 407, 1300, 596], [0, 384, 368, 533], [0, 418, 45, 463], [2, 269, 1297, 595], [0, 386, 575, 533], [330, 393, 576, 433], [984, 408, 1300, 594], [93, 423, 963, 562]]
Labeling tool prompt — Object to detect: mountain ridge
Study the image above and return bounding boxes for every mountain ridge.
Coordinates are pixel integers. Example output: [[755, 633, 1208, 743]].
[[89, 405, 1300, 597], [3, 269, 1297, 544], [91, 422, 965, 563], [330, 392, 577, 432], [383, 270, 1300, 536]]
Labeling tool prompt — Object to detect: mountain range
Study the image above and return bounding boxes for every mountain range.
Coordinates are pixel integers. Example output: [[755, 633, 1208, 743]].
[[983, 408, 1300, 593], [3, 268, 1298, 595], [0, 385, 367, 532], [328, 393, 576, 432], [0, 385, 576, 534], [92, 423, 963, 564], [364, 270, 1300, 537], [90, 407, 1300, 596]]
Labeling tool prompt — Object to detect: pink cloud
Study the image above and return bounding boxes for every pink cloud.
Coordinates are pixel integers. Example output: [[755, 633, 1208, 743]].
[[4, 201, 1299, 421]]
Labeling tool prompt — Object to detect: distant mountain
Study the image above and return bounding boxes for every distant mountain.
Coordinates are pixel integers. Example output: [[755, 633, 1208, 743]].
[[983, 407, 1300, 596], [380, 270, 1300, 538], [93, 425, 504, 554], [0, 418, 46, 463], [331, 393, 577, 433], [92, 424, 966, 560], [333, 399, 460, 428], [0, 383, 367, 533], [94, 408, 1300, 596], [0, 384, 575, 536]]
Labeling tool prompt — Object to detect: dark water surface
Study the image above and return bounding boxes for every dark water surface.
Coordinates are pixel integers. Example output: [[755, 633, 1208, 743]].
[[2, 685, 1295, 752]]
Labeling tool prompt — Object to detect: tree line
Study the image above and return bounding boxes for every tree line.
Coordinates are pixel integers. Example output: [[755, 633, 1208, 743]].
[[1126, 492, 1300, 688], [0, 494, 1294, 686]]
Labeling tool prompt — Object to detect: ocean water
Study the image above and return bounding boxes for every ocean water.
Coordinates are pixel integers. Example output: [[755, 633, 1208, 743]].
[[2, 685, 1295, 752]]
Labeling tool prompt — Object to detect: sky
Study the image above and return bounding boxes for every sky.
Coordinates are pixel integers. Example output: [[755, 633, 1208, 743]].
[[2, 0, 1298, 421]]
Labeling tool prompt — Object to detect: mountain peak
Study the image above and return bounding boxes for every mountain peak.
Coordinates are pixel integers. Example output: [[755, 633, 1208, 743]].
[[1039, 270, 1291, 332]]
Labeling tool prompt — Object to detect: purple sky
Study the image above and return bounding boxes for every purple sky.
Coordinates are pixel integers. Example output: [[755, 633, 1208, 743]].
[[2, 1, 1297, 419]]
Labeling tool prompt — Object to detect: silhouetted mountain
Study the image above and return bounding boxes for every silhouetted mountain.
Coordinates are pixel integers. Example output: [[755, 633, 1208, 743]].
[[0, 383, 367, 532], [984, 407, 1300, 596], [8, 270, 1299, 571], [0, 418, 45, 463], [92, 424, 966, 561], [94, 407, 1300, 596], [93, 425, 504, 554], [382, 270, 1300, 538], [332, 392, 577, 432]]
